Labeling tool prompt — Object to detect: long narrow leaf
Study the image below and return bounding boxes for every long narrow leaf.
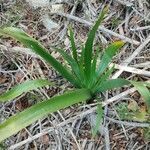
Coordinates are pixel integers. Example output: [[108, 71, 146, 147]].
[[91, 45, 102, 76], [97, 41, 124, 75], [0, 79, 53, 102], [79, 45, 85, 65], [132, 82, 150, 108], [84, 8, 106, 80], [0, 89, 91, 142], [97, 78, 130, 92], [69, 27, 78, 62], [92, 66, 115, 93], [92, 104, 103, 137], [89, 45, 102, 87], [0, 27, 78, 86], [52, 47, 81, 85], [78, 45, 87, 87]]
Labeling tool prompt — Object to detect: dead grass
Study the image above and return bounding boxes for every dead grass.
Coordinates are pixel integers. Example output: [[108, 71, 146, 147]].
[[0, 0, 150, 149]]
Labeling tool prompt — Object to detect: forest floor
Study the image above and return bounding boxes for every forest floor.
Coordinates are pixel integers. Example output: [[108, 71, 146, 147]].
[[0, 0, 150, 149]]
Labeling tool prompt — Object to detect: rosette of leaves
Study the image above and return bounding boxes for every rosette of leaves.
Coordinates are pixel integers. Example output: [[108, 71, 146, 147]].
[[0, 8, 150, 141]]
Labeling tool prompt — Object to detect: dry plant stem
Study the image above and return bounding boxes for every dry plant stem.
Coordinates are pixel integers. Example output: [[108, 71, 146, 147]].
[[132, 7, 150, 22], [103, 92, 110, 150], [110, 63, 150, 77], [130, 25, 150, 31], [49, 0, 74, 5], [102, 88, 136, 106], [54, 0, 78, 44], [104, 126, 110, 150], [0, 45, 39, 58], [112, 34, 150, 79], [114, 0, 133, 6], [105, 117, 149, 127], [132, 62, 150, 68], [52, 12, 140, 45], [114, 109, 129, 140]]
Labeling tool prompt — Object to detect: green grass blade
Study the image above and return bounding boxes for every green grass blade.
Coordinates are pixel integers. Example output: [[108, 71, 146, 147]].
[[97, 41, 124, 75], [52, 47, 81, 85], [77, 45, 87, 87], [69, 27, 78, 62], [84, 8, 106, 80], [97, 78, 130, 92], [79, 45, 85, 65], [0, 79, 53, 102], [91, 45, 102, 75], [92, 104, 103, 137], [0, 89, 91, 142], [132, 82, 150, 108], [0, 27, 78, 86], [92, 66, 115, 93], [90, 45, 101, 84]]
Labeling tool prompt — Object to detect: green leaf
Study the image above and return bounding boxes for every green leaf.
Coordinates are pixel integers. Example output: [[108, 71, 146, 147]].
[[92, 104, 103, 137], [97, 78, 130, 92], [89, 45, 102, 87], [143, 82, 150, 88], [77, 45, 87, 87], [69, 27, 78, 62], [100, 65, 115, 82], [0, 89, 91, 142], [52, 47, 81, 85], [0, 27, 78, 87], [79, 45, 85, 65], [97, 41, 124, 75], [84, 8, 106, 81], [92, 66, 115, 93], [0, 79, 53, 102], [132, 82, 150, 108]]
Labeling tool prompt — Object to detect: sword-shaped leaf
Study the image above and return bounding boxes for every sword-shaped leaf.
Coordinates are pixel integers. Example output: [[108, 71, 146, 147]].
[[0, 79, 53, 102], [0, 89, 91, 142], [52, 47, 81, 86], [97, 41, 124, 75], [0, 27, 78, 86], [97, 78, 130, 92], [69, 27, 78, 62], [92, 104, 103, 137], [93, 66, 115, 93], [132, 82, 150, 108], [84, 8, 106, 81]]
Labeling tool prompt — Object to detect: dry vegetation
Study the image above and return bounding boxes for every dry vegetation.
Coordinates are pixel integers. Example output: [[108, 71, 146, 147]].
[[0, 0, 150, 149]]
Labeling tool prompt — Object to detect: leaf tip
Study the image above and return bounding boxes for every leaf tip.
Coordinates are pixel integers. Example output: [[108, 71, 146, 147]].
[[103, 5, 109, 13], [114, 40, 125, 47]]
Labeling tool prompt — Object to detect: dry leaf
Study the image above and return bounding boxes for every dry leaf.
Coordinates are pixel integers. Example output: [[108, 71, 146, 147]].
[[128, 99, 139, 112]]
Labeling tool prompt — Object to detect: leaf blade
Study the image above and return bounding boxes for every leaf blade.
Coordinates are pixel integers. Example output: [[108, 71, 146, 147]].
[[69, 27, 78, 62], [132, 82, 150, 108], [52, 47, 81, 85], [0, 27, 78, 86], [92, 66, 115, 93], [97, 41, 124, 75], [0, 89, 91, 142], [0, 79, 53, 102], [84, 8, 106, 81], [97, 78, 130, 92], [92, 104, 103, 137]]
